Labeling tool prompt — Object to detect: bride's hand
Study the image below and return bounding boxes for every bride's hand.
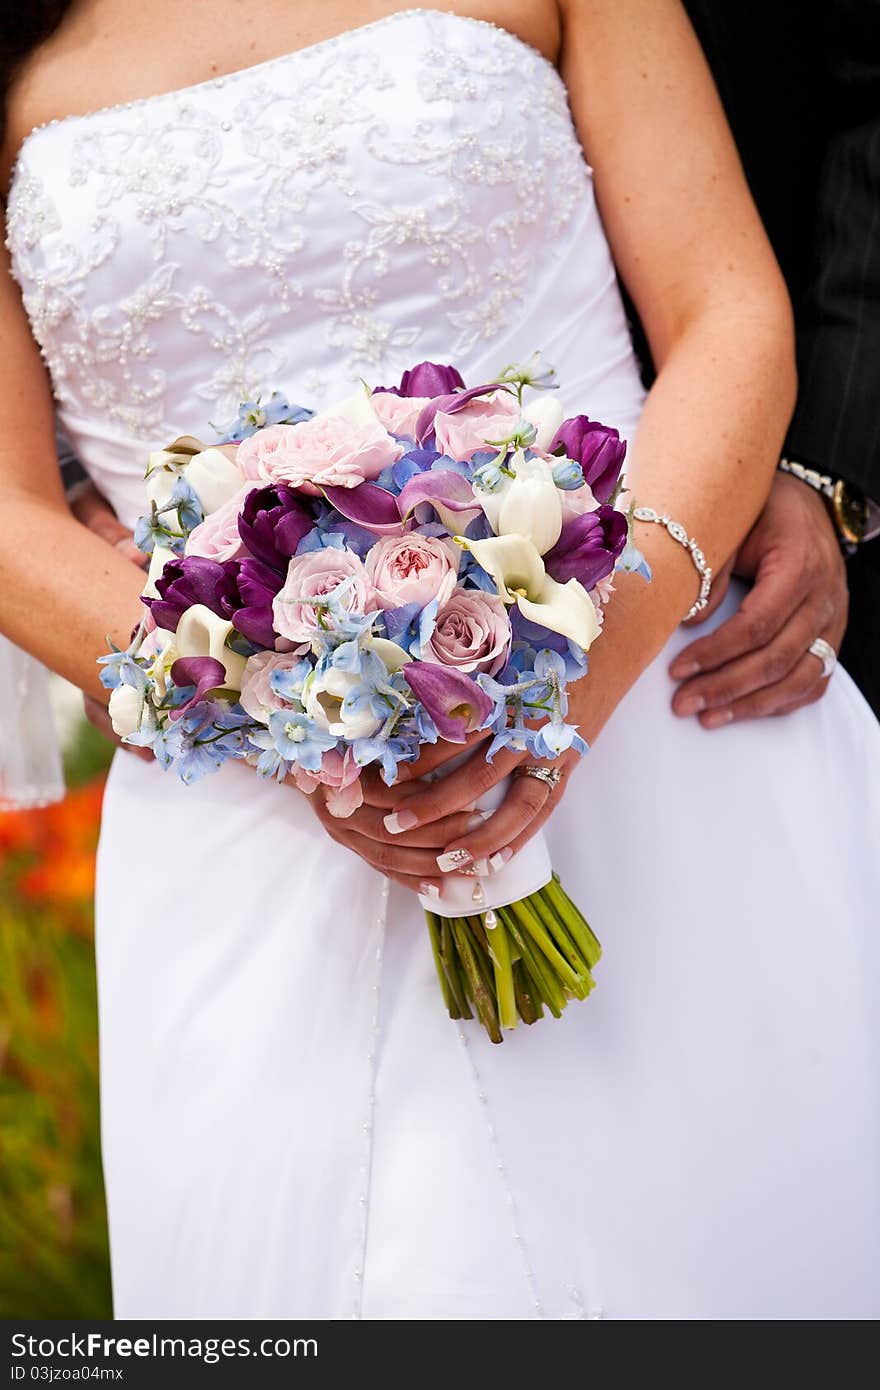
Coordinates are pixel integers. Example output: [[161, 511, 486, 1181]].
[[303, 731, 496, 895], [360, 734, 577, 879]]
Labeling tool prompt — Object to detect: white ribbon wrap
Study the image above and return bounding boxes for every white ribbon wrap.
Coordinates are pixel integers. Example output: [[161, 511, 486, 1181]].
[[417, 772, 553, 918]]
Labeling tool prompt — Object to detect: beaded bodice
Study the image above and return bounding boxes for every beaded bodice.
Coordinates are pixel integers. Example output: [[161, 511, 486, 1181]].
[[5, 9, 644, 525]]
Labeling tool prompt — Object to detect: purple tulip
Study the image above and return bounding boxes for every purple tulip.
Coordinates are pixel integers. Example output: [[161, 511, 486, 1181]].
[[544, 506, 628, 589], [168, 657, 228, 718], [550, 416, 627, 503], [219, 558, 284, 649], [237, 484, 313, 571], [374, 361, 466, 398], [145, 556, 235, 631], [403, 661, 494, 743]]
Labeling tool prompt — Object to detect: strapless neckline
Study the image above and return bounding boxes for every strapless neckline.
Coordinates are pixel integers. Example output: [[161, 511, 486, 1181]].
[[8, 8, 557, 200]]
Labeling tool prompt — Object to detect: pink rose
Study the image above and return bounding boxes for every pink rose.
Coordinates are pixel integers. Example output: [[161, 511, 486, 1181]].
[[273, 548, 376, 644], [370, 391, 432, 439], [432, 393, 520, 461], [236, 413, 402, 494], [239, 650, 309, 722], [291, 748, 364, 818], [365, 533, 459, 609], [422, 588, 511, 675], [185, 483, 254, 562], [561, 481, 600, 522]]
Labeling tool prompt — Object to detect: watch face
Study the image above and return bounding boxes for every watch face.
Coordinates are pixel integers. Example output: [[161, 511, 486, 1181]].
[[834, 482, 869, 544]]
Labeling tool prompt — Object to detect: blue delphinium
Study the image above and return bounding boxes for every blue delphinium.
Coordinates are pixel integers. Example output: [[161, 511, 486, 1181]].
[[217, 392, 313, 442]]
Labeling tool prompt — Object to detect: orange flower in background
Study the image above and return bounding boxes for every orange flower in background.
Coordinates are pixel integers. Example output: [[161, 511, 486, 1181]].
[[0, 778, 105, 905]]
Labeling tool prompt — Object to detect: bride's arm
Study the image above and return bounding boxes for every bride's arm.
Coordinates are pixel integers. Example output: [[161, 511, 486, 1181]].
[[353, 0, 796, 878], [0, 246, 145, 698]]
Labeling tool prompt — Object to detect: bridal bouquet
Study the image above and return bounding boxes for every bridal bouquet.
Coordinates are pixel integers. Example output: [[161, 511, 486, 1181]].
[[101, 358, 648, 1042]]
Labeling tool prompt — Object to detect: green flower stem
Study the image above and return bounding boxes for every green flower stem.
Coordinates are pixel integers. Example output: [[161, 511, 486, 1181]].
[[485, 917, 518, 1032], [544, 875, 602, 970], [458, 915, 497, 999], [532, 889, 592, 982], [514, 898, 588, 998], [439, 916, 472, 1020], [512, 958, 544, 1025], [498, 907, 566, 1017], [425, 911, 457, 1017], [451, 918, 502, 1044]]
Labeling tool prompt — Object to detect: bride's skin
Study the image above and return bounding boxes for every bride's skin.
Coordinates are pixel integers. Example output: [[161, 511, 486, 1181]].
[[0, 0, 795, 895]]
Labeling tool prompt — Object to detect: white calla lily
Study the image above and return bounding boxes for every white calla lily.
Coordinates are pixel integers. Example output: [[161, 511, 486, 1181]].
[[185, 445, 245, 514], [304, 667, 382, 740], [108, 683, 144, 738], [521, 394, 564, 451], [366, 637, 413, 673], [495, 451, 563, 554], [461, 532, 600, 652], [321, 385, 383, 429], [174, 604, 247, 691], [142, 544, 177, 600], [144, 466, 183, 531]]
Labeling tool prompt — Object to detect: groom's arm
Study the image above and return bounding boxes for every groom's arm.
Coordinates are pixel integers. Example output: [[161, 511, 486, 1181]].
[[785, 110, 880, 503]]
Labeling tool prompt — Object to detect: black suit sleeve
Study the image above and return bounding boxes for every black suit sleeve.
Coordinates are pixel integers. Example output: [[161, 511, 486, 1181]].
[[786, 116, 880, 501]]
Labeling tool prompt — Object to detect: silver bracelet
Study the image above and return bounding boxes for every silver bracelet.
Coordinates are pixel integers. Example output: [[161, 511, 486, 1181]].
[[632, 506, 712, 621]]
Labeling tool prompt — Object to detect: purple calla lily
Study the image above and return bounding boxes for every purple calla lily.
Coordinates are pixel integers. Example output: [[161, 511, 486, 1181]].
[[145, 556, 235, 631], [403, 661, 494, 743], [168, 657, 228, 718], [414, 382, 508, 446], [237, 484, 313, 571], [396, 469, 479, 523], [218, 557, 284, 649], [373, 361, 466, 398], [544, 505, 628, 589], [321, 482, 404, 535], [550, 416, 627, 503]]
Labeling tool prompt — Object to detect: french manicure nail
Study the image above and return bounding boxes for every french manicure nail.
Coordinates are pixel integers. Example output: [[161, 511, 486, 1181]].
[[466, 812, 488, 831], [676, 695, 706, 717], [488, 848, 513, 873], [420, 882, 441, 901], [384, 810, 419, 834], [703, 708, 733, 729], [436, 848, 473, 873], [671, 659, 700, 679]]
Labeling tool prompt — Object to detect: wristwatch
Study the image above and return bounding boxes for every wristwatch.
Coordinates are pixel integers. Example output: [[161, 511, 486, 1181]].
[[778, 457, 880, 548]]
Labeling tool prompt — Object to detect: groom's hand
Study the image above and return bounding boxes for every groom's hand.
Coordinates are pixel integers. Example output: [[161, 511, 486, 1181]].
[[69, 479, 147, 568], [669, 471, 848, 725]]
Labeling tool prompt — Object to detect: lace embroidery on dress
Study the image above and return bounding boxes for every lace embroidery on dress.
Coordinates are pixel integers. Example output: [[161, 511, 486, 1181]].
[[5, 10, 592, 433]]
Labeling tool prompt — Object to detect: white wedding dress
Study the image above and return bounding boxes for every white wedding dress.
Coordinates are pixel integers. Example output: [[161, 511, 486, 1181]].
[[7, 10, 880, 1319]]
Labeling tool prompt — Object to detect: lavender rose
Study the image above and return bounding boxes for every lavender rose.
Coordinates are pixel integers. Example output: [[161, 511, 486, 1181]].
[[422, 588, 511, 675], [550, 416, 627, 503]]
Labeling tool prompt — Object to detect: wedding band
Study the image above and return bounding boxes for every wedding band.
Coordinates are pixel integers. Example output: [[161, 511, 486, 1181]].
[[807, 636, 837, 680], [516, 765, 562, 791]]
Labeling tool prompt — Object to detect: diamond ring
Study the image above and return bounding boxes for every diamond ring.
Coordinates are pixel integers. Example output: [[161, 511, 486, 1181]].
[[807, 636, 837, 680], [516, 764, 562, 791]]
